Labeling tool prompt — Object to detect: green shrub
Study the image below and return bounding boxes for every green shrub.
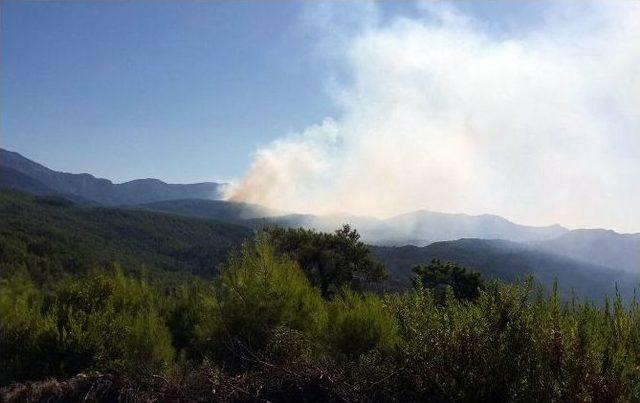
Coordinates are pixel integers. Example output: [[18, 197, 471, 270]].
[[326, 288, 398, 358], [0, 269, 176, 382], [382, 281, 640, 402], [209, 235, 327, 356], [165, 280, 216, 359], [0, 271, 58, 384], [267, 225, 387, 297], [120, 311, 175, 376]]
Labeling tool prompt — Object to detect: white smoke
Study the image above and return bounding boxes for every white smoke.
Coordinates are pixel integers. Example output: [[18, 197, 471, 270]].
[[226, 2, 640, 233]]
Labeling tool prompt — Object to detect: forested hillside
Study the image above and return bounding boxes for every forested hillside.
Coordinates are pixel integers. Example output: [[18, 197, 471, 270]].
[[0, 191, 251, 281], [133, 198, 274, 223]]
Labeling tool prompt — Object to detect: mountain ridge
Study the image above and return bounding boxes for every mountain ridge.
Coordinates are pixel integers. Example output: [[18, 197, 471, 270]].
[[2, 148, 638, 277], [534, 229, 640, 272], [372, 238, 640, 300], [0, 148, 223, 205]]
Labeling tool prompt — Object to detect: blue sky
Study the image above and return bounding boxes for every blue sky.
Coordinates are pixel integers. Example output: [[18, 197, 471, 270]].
[[2, 1, 337, 183], [1, 1, 547, 184]]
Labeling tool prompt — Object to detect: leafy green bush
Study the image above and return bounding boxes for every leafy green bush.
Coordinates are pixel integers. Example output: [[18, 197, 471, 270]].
[[165, 280, 215, 359], [267, 225, 387, 297], [206, 235, 327, 357], [326, 288, 398, 358], [120, 311, 175, 376], [0, 271, 58, 384], [412, 259, 486, 302], [383, 282, 640, 401], [0, 269, 175, 383]]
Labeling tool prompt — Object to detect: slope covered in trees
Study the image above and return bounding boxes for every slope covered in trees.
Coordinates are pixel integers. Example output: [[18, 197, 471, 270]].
[[0, 166, 55, 195], [0, 190, 251, 281], [133, 198, 274, 223]]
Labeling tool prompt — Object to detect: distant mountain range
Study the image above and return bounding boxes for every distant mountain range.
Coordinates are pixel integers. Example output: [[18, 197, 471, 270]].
[[371, 239, 638, 300], [133, 199, 640, 277], [0, 149, 222, 205], [1, 166, 57, 195], [2, 148, 638, 290], [380, 210, 568, 245], [257, 210, 569, 246], [132, 198, 570, 245], [535, 229, 640, 272], [0, 148, 573, 243]]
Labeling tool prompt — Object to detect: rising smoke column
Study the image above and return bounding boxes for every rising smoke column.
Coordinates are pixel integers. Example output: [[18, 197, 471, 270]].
[[225, 2, 640, 232]]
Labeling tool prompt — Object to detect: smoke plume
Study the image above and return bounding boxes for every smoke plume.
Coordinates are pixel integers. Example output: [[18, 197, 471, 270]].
[[226, 2, 640, 232]]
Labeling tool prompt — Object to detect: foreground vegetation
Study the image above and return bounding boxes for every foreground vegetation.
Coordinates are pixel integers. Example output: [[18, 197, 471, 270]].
[[2, 229, 640, 402]]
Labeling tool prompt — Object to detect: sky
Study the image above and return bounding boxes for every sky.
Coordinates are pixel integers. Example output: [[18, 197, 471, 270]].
[[2, 2, 639, 232], [1, 1, 546, 184], [1, 1, 335, 183]]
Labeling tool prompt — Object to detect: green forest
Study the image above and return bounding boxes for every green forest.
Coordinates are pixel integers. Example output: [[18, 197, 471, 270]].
[[1, 191, 640, 401]]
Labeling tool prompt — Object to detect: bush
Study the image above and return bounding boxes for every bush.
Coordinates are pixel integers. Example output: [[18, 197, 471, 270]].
[[0, 269, 176, 383], [205, 235, 327, 359], [382, 281, 640, 402], [0, 271, 58, 384], [120, 311, 175, 376], [326, 288, 398, 358], [267, 225, 387, 297], [165, 280, 215, 359]]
